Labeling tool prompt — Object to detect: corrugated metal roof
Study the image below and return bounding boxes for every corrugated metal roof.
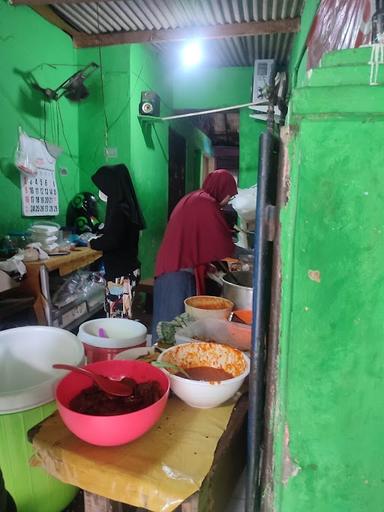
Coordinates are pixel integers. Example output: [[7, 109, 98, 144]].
[[50, 0, 304, 67]]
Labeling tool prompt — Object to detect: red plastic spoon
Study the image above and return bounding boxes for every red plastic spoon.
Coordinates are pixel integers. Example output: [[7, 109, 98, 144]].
[[52, 363, 135, 397]]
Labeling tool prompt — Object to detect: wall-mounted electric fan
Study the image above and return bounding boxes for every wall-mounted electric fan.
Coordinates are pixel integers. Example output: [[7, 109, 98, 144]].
[[34, 62, 99, 102]]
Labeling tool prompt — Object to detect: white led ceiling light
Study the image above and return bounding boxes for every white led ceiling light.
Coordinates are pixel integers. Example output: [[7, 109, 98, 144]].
[[181, 40, 203, 67]]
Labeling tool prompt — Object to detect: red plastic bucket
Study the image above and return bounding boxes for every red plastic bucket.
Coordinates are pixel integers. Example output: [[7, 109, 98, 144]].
[[82, 341, 146, 363]]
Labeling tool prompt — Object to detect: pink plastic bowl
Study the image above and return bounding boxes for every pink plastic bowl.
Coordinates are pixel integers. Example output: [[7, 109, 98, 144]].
[[55, 359, 170, 446]]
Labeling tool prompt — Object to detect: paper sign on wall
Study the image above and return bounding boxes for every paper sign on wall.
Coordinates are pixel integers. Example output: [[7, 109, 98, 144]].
[[21, 169, 59, 216], [16, 129, 60, 217]]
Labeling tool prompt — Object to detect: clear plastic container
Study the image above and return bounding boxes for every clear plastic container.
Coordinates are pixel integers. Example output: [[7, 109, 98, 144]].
[[174, 318, 251, 351]]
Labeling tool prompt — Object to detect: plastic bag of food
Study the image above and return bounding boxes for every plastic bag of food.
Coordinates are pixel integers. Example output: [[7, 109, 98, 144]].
[[52, 271, 104, 307], [231, 185, 257, 222]]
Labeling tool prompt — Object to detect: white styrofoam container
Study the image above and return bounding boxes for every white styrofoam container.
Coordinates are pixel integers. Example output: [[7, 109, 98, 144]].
[[175, 318, 251, 351], [30, 222, 59, 235]]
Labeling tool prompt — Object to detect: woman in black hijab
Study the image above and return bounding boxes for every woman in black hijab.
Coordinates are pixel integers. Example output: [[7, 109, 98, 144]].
[[90, 164, 145, 318]]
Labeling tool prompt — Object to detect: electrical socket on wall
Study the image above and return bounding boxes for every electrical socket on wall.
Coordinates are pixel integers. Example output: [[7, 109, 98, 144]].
[[105, 147, 118, 159]]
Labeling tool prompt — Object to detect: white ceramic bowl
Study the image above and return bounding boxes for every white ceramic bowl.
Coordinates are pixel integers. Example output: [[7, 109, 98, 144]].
[[157, 342, 250, 409], [184, 295, 234, 320]]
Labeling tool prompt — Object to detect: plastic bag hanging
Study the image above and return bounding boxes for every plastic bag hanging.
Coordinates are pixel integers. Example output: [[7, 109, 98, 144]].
[[230, 185, 257, 223], [15, 128, 56, 176]]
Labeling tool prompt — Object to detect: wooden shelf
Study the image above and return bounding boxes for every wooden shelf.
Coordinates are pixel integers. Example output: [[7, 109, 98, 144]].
[[137, 114, 164, 123], [25, 247, 102, 276]]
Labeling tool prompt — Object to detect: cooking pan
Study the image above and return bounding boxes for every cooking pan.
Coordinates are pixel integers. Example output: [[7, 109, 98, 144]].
[[222, 271, 253, 311]]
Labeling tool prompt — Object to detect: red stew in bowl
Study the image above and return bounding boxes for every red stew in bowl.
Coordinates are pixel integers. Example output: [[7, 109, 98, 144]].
[[69, 379, 163, 416]]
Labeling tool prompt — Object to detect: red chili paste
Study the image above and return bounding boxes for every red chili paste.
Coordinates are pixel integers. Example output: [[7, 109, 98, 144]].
[[176, 366, 233, 381]]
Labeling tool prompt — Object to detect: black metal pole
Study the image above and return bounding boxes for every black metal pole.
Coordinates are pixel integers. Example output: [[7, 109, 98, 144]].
[[246, 131, 278, 511]]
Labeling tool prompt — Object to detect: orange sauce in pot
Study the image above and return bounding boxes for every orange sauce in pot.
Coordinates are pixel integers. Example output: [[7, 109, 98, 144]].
[[186, 297, 232, 310], [176, 366, 233, 381]]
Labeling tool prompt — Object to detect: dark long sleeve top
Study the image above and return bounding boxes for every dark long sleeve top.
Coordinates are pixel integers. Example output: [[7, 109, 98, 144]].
[[90, 205, 140, 280]]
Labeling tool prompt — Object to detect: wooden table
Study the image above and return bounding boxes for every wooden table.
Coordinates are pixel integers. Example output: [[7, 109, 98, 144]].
[[29, 394, 248, 512], [17, 248, 102, 325]]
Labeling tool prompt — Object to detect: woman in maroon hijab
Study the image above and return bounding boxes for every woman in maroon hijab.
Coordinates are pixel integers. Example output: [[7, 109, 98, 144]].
[[152, 169, 238, 341]]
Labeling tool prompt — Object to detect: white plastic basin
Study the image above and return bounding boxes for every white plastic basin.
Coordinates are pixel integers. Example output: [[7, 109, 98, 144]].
[[0, 326, 84, 413], [78, 318, 147, 349]]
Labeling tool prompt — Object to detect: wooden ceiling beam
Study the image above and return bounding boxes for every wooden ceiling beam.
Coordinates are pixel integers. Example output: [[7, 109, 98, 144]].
[[11, 0, 300, 48], [29, 5, 81, 37], [73, 17, 300, 48]]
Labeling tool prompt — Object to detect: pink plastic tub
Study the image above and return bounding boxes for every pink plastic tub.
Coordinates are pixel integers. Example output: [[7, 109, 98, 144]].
[[55, 359, 170, 446], [82, 342, 146, 363]]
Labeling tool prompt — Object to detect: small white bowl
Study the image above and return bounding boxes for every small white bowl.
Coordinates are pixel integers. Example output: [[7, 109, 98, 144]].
[[157, 342, 250, 409], [114, 346, 156, 361], [184, 295, 234, 320]]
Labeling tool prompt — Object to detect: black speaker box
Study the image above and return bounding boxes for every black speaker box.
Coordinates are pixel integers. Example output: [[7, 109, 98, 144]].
[[139, 91, 160, 116]]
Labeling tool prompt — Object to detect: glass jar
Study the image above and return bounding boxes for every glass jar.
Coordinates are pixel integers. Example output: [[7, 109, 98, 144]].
[[8, 232, 30, 250]]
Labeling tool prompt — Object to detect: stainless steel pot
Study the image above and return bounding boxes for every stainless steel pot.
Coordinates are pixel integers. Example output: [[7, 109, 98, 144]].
[[222, 271, 253, 310]]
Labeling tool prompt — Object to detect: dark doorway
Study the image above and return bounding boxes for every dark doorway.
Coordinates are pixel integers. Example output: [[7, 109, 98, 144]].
[[168, 128, 186, 217], [214, 145, 239, 179]]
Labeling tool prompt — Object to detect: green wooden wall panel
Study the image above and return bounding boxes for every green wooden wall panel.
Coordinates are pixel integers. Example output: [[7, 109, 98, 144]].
[[273, 43, 384, 511]]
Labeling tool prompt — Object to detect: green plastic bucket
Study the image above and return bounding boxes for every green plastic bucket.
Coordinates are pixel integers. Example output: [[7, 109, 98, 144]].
[[0, 326, 84, 512], [0, 401, 77, 512]]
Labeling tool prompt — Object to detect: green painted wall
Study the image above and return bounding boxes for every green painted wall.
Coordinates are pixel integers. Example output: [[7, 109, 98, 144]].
[[77, 43, 212, 278], [0, 2, 79, 235], [77, 44, 164, 278], [172, 66, 254, 109], [78, 45, 132, 182], [239, 109, 264, 188], [272, 48, 384, 511]]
